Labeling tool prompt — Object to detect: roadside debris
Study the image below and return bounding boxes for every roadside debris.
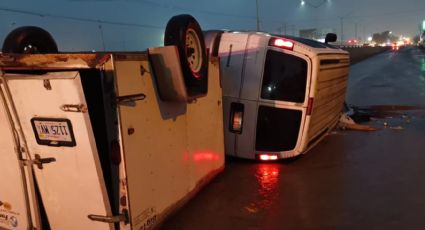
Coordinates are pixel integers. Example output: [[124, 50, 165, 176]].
[[338, 113, 377, 131], [339, 103, 423, 132], [389, 126, 404, 130]]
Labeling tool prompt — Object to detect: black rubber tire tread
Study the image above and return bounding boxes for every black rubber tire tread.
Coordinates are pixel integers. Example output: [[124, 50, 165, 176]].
[[2, 26, 58, 54], [164, 14, 208, 98]]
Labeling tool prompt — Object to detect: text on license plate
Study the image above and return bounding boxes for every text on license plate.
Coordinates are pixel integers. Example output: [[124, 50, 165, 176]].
[[31, 118, 76, 146]]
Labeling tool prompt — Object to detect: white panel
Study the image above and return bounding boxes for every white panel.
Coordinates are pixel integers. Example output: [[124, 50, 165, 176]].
[[218, 33, 249, 98], [240, 34, 269, 100], [0, 85, 30, 230], [114, 59, 189, 230], [115, 58, 224, 230], [5, 72, 112, 230], [186, 59, 225, 188]]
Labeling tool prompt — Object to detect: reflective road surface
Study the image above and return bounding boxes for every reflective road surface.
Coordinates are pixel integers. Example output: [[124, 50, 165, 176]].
[[160, 46, 425, 230]]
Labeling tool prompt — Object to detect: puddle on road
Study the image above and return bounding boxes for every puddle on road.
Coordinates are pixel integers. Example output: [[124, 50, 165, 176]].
[[350, 104, 424, 120], [244, 164, 280, 214], [341, 104, 425, 131]]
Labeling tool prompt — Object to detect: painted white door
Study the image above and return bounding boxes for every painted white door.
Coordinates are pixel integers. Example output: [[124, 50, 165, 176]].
[[3, 71, 113, 230], [0, 82, 31, 230]]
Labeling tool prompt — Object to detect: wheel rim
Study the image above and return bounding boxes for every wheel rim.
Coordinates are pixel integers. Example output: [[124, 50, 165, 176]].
[[22, 43, 39, 54], [185, 28, 203, 76]]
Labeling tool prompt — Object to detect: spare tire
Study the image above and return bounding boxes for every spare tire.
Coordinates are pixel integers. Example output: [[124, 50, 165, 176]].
[[2, 26, 58, 54], [164, 14, 208, 99]]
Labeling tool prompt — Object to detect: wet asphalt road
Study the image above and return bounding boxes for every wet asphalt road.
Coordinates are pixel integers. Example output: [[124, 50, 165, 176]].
[[160, 46, 425, 230]]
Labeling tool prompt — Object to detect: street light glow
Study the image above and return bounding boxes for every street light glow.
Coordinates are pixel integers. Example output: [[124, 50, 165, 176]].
[[300, 0, 329, 8]]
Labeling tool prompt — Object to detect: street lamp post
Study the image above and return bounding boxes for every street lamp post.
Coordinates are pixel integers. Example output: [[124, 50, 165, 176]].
[[338, 10, 357, 44], [98, 24, 106, 51], [299, 0, 330, 39], [339, 17, 344, 43], [256, 0, 260, 31]]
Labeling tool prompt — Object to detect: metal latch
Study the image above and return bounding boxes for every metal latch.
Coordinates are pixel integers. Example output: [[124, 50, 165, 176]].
[[116, 93, 146, 107], [88, 209, 129, 224], [60, 104, 88, 113], [33, 154, 56, 169]]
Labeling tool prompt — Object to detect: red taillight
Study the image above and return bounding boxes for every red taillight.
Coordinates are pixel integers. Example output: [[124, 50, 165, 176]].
[[270, 38, 294, 50], [232, 111, 243, 132], [307, 97, 314, 115], [229, 102, 244, 134], [259, 154, 279, 161]]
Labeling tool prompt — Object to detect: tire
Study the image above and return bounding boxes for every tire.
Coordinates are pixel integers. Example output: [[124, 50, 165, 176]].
[[2, 26, 58, 54], [164, 14, 208, 99]]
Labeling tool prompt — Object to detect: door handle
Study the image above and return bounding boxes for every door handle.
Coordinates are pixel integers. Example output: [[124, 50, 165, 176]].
[[33, 154, 56, 169], [88, 209, 129, 224]]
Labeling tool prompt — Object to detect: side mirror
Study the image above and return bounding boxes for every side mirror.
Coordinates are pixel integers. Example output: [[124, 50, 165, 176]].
[[325, 33, 337, 44]]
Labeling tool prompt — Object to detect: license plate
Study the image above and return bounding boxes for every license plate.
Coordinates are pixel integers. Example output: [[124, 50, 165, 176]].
[[31, 118, 76, 147]]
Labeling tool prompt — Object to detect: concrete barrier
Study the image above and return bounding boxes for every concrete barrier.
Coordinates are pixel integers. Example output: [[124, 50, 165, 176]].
[[342, 46, 390, 65]]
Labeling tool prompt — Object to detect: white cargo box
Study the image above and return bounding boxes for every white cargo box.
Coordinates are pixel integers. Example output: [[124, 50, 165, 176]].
[[0, 49, 224, 230]]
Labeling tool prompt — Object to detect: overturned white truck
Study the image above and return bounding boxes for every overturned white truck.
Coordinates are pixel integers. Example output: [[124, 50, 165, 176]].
[[205, 31, 350, 160], [0, 15, 224, 230]]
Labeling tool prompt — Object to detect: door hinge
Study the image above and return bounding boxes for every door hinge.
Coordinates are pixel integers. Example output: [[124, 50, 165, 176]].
[[88, 209, 129, 224]]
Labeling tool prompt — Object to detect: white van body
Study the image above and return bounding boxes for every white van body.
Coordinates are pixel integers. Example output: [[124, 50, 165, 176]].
[[213, 31, 349, 160], [0, 49, 224, 230]]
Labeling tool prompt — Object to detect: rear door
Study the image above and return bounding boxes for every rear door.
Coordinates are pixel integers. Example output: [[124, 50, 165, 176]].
[[113, 54, 190, 230], [2, 71, 113, 230], [254, 49, 312, 156]]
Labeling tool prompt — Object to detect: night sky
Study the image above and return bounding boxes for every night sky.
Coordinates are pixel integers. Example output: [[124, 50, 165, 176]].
[[1, 0, 424, 51]]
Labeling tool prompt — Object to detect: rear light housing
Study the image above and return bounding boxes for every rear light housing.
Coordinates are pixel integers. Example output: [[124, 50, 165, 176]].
[[269, 38, 294, 51], [306, 97, 314, 115], [229, 102, 244, 134]]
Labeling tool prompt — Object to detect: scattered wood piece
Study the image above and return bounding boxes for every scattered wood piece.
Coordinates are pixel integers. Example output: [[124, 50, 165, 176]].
[[338, 113, 377, 132], [341, 123, 378, 132], [390, 126, 404, 130]]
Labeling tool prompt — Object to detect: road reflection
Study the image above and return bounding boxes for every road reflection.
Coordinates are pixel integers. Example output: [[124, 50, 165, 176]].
[[253, 163, 280, 209]]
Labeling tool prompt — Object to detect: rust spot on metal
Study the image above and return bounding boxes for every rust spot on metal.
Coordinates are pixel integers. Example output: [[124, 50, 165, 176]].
[[140, 65, 147, 76], [97, 54, 111, 67], [0, 53, 112, 71], [128, 127, 135, 135], [120, 196, 127, 206], [43, 79, 52, 90]]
